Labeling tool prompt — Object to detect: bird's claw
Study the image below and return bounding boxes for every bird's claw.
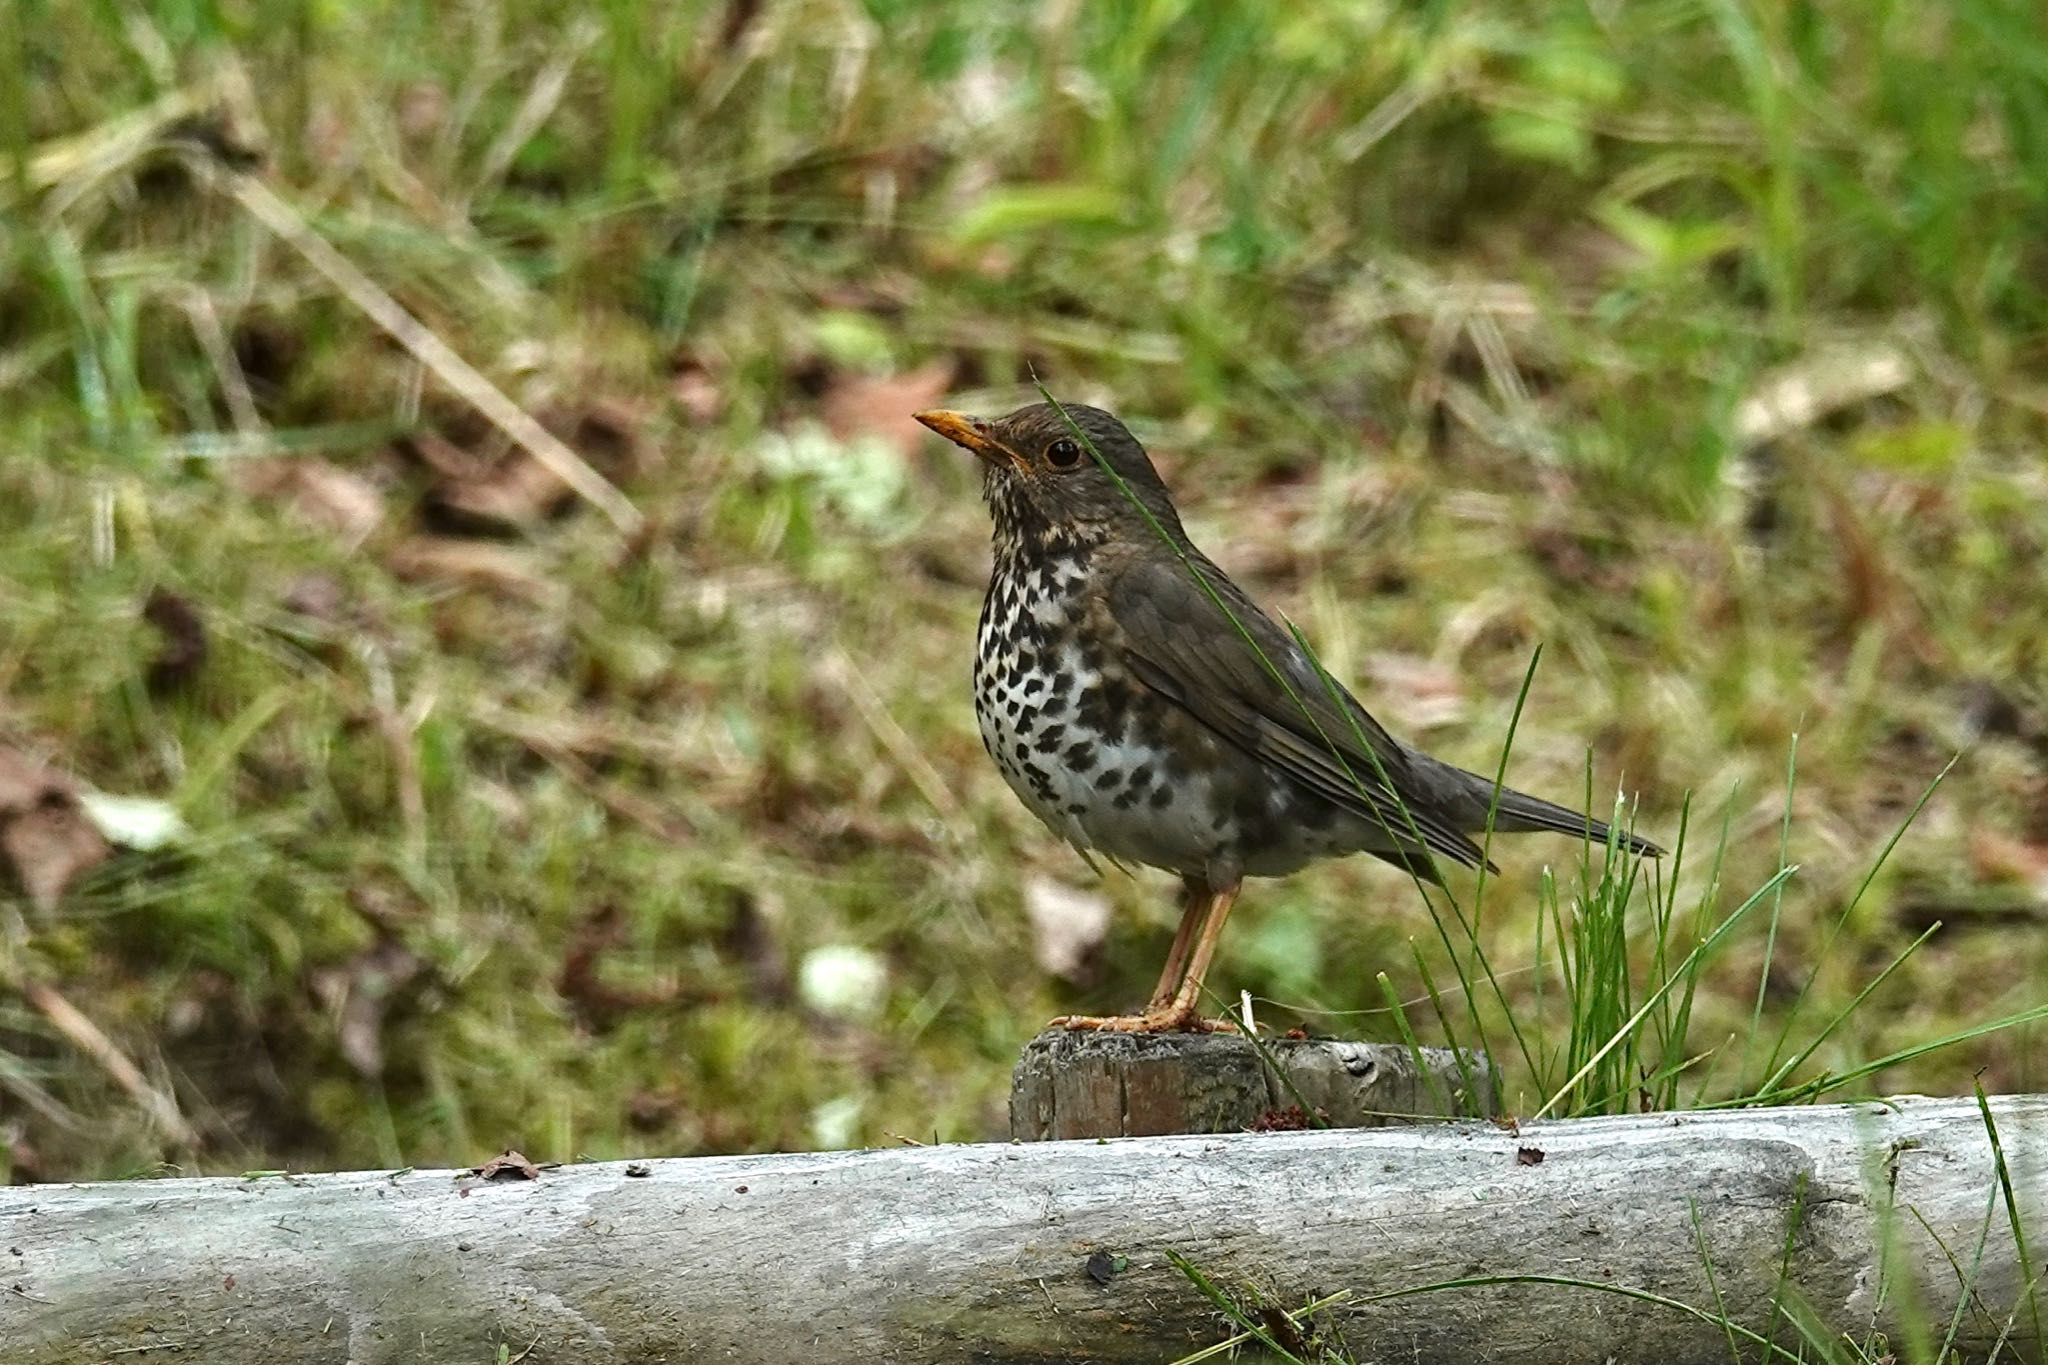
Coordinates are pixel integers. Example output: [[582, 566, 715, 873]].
[[1048, 1008, 1236, 1034]]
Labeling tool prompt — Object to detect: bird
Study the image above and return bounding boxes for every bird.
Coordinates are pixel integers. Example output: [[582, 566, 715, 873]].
[[914, 400, 1661, 1033]]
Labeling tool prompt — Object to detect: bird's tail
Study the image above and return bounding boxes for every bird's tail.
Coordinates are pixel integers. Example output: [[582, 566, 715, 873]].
[[1466, 776, 1663, 858]]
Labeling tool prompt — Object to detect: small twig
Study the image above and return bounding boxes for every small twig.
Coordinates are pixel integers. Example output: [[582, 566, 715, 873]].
[[15, 977, 199, 1148], [208, 167, 643, 536], [824, 648, 968, 842]]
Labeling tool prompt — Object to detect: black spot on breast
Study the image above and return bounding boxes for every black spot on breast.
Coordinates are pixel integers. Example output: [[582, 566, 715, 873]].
[[1149, 783, 1175, 810], [1062, 740, 1096, 770], [1094, 768, 1124, 791], [1126, 763, 1154, 793]]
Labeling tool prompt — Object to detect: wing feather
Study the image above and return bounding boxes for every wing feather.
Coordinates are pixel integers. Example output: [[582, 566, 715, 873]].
[[1109, 556, 1487, 871]]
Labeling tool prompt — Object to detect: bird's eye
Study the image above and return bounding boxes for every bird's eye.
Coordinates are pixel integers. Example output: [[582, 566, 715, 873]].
[[1047, 438, 1082, 469]]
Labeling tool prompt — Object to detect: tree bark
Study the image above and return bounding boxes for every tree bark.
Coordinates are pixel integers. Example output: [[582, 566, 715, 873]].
[[2, 1096, 2040, 1364], [1010, 1030, 1497, 1138]]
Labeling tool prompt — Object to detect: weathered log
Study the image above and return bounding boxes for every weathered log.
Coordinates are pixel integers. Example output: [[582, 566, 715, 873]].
[[2, 1096, 2040, 1364], [1010, 1029, 1496, 1138]]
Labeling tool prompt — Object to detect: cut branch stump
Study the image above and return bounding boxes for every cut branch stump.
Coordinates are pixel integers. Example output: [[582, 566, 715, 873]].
[[1009, 1029, 1496, 1138]]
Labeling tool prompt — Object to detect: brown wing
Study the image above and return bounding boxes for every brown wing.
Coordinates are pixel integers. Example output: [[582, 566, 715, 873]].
[[1108, 554, 1487, 871]]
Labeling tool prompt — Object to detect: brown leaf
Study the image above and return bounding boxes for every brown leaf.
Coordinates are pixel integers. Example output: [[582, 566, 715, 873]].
[[469, 1149, 541, 1181], [309, 935, 429, 1079], [419, 402, 654, 535], [233, 458, 384, 547], [1968, 829, 2048, 893], [557, 903, 691, 1030], [1516, 1145, 1546, 1166], [384, 537, 561, 606], [820, 358, 957, 464], [0, 748, 111, 913], [142, 589, 207, 695]]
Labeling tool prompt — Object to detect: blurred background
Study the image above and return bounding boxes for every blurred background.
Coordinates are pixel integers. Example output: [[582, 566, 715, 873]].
[[2, 0, 2044, 1180]]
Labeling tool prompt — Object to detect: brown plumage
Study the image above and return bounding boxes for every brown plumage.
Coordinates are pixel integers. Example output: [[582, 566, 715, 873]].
[[917, 400, 1660, 1032]]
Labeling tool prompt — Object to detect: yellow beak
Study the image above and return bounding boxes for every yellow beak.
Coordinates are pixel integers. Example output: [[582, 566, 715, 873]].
[[913, 410, 1024, 473]]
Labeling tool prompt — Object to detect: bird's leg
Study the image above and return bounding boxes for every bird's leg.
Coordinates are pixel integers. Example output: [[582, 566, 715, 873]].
[[1050, 879, 1242, 1034], [1145, 876, 1209, 1009], [1166, 878, 1242, 1019]]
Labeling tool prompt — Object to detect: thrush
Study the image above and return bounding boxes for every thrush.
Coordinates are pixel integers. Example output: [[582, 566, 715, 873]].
[[915, 401, 1661, 1033]]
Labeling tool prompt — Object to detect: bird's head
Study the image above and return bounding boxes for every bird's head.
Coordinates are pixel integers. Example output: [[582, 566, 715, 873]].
[[914, 401, 1183, 549]]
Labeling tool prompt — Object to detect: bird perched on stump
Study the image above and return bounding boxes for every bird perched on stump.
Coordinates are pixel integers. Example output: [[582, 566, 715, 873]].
[[916, 401, 1660, 1033]]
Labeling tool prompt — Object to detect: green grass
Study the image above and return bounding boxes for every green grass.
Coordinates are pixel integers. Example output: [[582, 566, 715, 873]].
[[1, 0, 2046, 1185]]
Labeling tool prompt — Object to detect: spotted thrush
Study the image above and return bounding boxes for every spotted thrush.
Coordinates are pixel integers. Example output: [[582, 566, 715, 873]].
[[916, 401, 1661, 1033]]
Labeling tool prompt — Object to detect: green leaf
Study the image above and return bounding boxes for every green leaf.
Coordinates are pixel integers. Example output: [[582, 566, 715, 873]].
[[1486, 110, 1595, 174], [1849, 421, 1967, 472], [951, 184, 1130, 243]]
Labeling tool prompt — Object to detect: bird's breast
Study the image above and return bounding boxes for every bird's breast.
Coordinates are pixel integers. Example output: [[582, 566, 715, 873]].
[[972, 558, 1296, 878]]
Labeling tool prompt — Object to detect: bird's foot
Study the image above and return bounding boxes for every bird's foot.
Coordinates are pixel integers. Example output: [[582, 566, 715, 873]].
[[1048, 1006, 1235, 1034]]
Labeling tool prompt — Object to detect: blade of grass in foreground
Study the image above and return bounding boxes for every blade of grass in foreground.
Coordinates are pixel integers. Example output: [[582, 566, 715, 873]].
[[1535, 863, 1797, 1120], [1975, 1084, 2043, 1352], [1356, 1273, 1810, 1364]]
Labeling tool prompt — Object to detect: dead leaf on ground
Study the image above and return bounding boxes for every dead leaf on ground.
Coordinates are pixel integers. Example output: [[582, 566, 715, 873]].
[[417, 400, 655, 535], [307, 890, 434, 1078], [1362, 651, 1468, 730], [0, 747, 111, 913], [142, 588, 207, 695], [232, 458, 385, 547], [1968, 829, 2048, 895], [384, 537, 562, 606], [280, 572, 349, 623], [558, 903, 695, 1030], [467, 1149, 542, 1181], [1516, 1145, 1546, 1166], [671, 351, 726, 425], [820, 357, 957, 465], [1023, 875, 1110, 983]]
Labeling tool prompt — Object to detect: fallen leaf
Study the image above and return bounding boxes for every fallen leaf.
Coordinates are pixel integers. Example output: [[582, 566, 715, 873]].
[[384, 537, 561, 606], [1516, 1145, 1546, 1166], [142, 589, 207, 695], [557, 903, 687, 1030], [1084, 1250, 1130, 1285], [1022, 876, 1111, 982], [1362, 651, 1468, 730], [469, 1149, 541, 1181], [418, 401, 653, 535], [0, 748, 111, 913], [280, 572, 349, 622], [307, 897, 434, 1078], [1968, 829, 2048, 894], [233, 458, 385, 547], [820, 357, 957, 464]]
